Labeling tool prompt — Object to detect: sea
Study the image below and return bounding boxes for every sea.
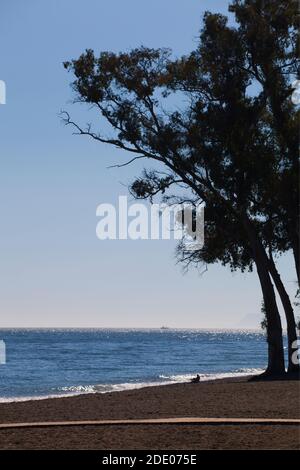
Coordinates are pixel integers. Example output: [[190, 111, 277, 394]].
[[0, 328, 274, 402]]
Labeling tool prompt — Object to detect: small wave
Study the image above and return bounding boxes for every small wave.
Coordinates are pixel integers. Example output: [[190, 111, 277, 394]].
[[0, 391, 92, 403], [159, 368, 264, 383]]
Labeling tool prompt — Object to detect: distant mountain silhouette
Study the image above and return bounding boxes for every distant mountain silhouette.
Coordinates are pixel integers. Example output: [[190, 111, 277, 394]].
[[236, 314, 263, 330], [236, 313, 287, 330]]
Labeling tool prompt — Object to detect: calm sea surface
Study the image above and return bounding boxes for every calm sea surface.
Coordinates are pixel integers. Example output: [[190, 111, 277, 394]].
[[0, 329, 276, 401]]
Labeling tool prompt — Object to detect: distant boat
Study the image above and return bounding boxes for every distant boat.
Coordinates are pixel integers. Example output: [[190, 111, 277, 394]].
[[160, 326, 169, 330]]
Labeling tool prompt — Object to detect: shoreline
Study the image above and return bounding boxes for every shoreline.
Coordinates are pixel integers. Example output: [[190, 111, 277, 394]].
[[0, 371, 264, 404], [0, 376, 299, 449]]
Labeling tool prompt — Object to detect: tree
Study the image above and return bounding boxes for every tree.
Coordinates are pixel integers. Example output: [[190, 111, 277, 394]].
[[176, 195, 299, 373], [261, 301, 268, 334], [62, 1, 298, 376], [229, 0, 299, 284]]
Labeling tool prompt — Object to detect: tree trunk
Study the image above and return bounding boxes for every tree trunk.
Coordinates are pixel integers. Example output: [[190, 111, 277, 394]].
[[243, 218, 285, 375], [268, 254, 299, 374]]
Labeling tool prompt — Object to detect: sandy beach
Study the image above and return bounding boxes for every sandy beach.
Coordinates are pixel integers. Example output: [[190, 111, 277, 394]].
[[0, 377, 299, 449]]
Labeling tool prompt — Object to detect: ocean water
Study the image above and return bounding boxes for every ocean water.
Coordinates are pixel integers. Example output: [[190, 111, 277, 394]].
[[0, 329, 271, 402]]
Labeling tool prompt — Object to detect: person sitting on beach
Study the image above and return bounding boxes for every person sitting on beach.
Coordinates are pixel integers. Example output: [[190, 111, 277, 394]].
[[190, 374, 200, 383]]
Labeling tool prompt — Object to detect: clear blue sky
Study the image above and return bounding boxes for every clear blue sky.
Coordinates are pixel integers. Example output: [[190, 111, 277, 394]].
[[0, 0, 296, 328]]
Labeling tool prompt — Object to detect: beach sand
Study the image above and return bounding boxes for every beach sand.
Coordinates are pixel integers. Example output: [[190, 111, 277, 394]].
[[0, 377, 299, 449]]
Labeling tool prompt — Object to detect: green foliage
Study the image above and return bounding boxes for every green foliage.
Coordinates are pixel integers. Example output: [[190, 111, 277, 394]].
[[63, 0, 299, 281]]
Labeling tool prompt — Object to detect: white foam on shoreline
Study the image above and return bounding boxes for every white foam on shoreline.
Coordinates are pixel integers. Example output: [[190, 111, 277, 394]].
[[0, 368, 265, 403]]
